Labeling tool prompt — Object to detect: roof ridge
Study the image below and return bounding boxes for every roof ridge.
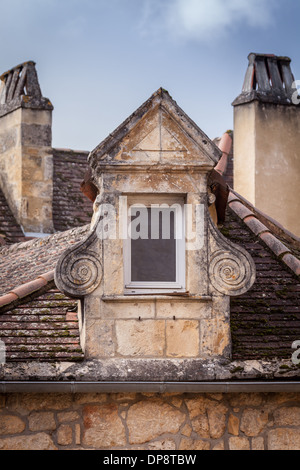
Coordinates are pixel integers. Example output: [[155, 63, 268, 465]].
[[229, 188, 300, 246], [228, 191, 300, 277], [0, 270, 55, 309]]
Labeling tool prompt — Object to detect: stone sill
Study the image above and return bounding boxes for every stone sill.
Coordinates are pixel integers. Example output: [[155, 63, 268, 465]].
[[101, 295, 212, 302]]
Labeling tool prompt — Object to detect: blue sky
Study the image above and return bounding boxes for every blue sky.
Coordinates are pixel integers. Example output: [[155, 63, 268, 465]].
[[1, 0, 300, 151]]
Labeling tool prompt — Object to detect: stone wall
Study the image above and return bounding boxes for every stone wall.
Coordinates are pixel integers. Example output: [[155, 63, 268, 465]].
[[1, 392, 300, 450], [0, 107, 53, 234], [233, 101, 300, 238]]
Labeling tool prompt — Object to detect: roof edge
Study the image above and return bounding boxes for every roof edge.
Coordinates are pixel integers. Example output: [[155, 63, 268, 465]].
[[0, 270, 55, 309], [228, 191, 300, 277], [88, 87, 222, 169]]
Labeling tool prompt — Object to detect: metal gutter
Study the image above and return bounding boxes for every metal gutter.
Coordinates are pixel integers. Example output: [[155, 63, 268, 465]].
[[1, 381, 300, 394]]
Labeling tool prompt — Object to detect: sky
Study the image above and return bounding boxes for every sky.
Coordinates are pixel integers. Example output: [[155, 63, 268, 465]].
[[1, 0, 300, 151]]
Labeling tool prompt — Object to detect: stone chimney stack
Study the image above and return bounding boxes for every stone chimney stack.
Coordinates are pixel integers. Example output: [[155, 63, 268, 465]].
[[0, 61, 54, 235], [232, 53, 300, 237]]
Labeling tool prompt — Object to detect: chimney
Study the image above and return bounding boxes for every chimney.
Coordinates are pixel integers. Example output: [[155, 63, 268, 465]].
[[232, 53, 300, 237], [0, 61, 54, 235]]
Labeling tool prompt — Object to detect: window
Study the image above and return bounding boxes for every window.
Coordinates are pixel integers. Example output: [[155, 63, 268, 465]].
[[124, 195, 186, 294]]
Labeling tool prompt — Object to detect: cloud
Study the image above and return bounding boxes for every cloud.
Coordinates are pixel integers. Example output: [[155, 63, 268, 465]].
[[140, 0, 277, 42]]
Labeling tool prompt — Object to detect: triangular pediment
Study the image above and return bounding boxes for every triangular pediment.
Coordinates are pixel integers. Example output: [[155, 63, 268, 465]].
[[89, 89, 221, 171]]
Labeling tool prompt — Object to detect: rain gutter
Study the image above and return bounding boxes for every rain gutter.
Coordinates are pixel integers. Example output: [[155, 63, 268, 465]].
[[1, 381, 300, 394]]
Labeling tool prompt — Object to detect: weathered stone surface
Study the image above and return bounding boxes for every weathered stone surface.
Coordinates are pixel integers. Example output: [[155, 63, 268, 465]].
[[0, 415, 25, 435], [166, 320, 199, 357], [207, 403, 227, 439], [116, 320, 165, 357], [179, 438, 210, 450], [57, 411, 80, 423], [191, 414, 210, 438], [240, 409, 269, 437], [147, 439, 176, 450], [185, 396, 212, 420], [268, 429, 300, 450], [28, 411, 56, 432], [57, 424, 73, 446], [229, 437, 250, 451], [228, 414, 240, 436], [82, 403, 126, 449], [0, 432, 57, 450], [228, 393, 264, 407], [127, 399, 185, 444], [6, 393, 72, 415], [273, 407, 300, 426], [212, 441, 225, 450], [252, 437, 265, 450], [86, 320, 115, 358]]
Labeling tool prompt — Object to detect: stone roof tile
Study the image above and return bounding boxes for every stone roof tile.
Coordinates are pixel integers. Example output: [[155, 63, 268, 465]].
[[0, 187, 26, 244], [0, 286, 84, 362], [0, 224, 90, 296], [259, 231, 291, 258], [52, 148, 94, 232]]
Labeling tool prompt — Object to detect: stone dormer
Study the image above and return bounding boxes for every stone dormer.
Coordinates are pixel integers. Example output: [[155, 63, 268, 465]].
[[55, 89, 256, 366], [0, 61, 53, 234], [232, 53, 300, 237]]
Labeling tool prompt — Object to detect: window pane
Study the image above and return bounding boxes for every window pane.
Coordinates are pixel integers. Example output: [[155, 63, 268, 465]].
[[131, 207, 176, 282]]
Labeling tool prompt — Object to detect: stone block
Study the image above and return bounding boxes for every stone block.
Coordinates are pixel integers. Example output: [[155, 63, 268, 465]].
[[166, 320, 200, 357], [179, 438, 210, 450], [0, 415, 26, 435], [228, 414, 240, 436], [28, 411, 56, 432], [101, 300, 155, 320], [82, 403, 126, 449], [127, 399, 185, 444], [273, 407, 300, 426], [268, 429, 300, 450], [229, 437, 250, 451], [21, 123, 52, 147], [57, 424, 73, 446], [0, 433, 57, 450], [252, 437, 265, 450], [57, 411, 80, 423], [116, 320, 165, 357], [85, 320, 115, 358], [240, 409, 269, 437], [156, 300, 211, 319]]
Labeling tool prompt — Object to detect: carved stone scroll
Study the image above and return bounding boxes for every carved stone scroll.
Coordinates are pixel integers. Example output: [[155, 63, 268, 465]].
[[55, 230, 102, 298], [208, 217, 256, 296]]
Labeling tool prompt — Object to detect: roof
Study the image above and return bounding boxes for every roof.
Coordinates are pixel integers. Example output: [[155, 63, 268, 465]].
[[0, 118, 299, 364], [0, 224, 90, 296], [0, 187, 26, 245], [224, 194, 300, 360], [88, 87, 222, 172], [0, 286, 83, 362], [0, 225, 90, 362], [52, 148, 93, 232]]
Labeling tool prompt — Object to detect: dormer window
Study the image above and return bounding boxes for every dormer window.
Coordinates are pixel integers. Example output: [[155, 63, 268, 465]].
[[124, 195, 186, 295]]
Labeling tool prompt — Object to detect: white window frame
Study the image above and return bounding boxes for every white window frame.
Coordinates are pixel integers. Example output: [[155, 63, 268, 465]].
[[124, 195, 186, 295]]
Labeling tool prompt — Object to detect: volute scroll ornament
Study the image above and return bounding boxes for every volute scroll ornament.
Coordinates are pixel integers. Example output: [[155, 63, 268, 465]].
[[208, 217, 256, 296], [55, 230, 102, 298]]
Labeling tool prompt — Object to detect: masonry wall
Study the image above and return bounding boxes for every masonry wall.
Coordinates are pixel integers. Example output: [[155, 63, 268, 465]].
[[0, 108, 53, 234], [1, 392, 300, 450], [234, 101, 300, 237]]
